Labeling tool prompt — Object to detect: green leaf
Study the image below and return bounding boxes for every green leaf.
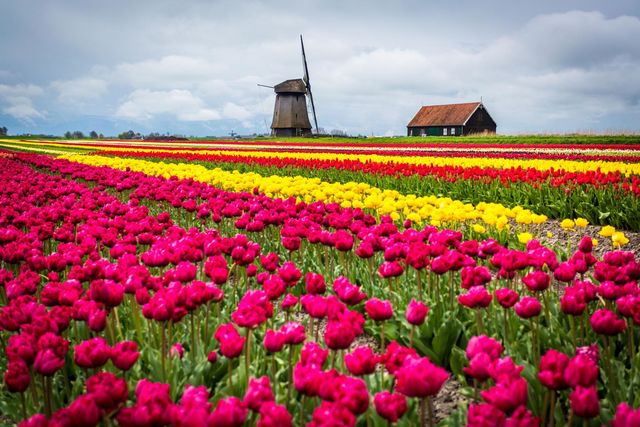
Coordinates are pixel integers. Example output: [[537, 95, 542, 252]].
[[432, 317, 463, 368], [449, 346, 467, 377]]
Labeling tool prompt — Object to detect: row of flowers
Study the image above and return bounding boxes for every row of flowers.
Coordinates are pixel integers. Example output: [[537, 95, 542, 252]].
[[5, 139, 640, 174], [2, 152, 640, 426], [59, 152, 552, 231], [8, 137, 640, 151], [93, 147, 640, 194], [71, 149, 640, 233]]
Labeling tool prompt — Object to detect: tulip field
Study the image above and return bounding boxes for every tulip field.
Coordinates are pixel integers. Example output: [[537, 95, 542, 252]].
[[1, 136, 640, 426]]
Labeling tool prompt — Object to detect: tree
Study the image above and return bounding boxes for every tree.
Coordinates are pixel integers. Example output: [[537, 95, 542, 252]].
[[89, 131, 98, 139], [64, 131, 72, 139], [0, 126, 7, 136], [118, 130, 136, 139]]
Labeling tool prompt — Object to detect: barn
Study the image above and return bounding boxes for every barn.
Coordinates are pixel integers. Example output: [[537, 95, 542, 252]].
[[407, 102, 496, 136]]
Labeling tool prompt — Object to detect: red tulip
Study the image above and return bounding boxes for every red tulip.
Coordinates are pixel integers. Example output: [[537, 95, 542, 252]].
[[74, 337, 111, 369], [280, 322, 305, 345], [4, 360, 30, 393], [374, 391, 407, 423], [257, 402, 292, 427], [464, 353, 493, 382], [208, 396, 248, 427], [466, 335, 504, 361], [522, 271, 550, 292], [111, 340, 140, 371], [481, 377, 528, 413], [467, 403, 506, 426], [538, 349, 569, 390], [514, 297, 541, 319], [34, 349, 65, 376], [612, 403, 640, 427], [495, 288, 519, 308], [263, 330, 286, 353], [590, 308, 626, 336], [214, 323, 246, 359], [66, 394, 102, 427], [405, 299, 428, 326], [344, 345, 378, 376], [86, 372, 128, 411], [365, 298, 393, 321], [563, 354, 598, 388], [569, 386, 600, 419], [395, 356, 448, 398], [305, 272, 326, 295], [244, 376, 274, 412], [458, 286, 492, 309]]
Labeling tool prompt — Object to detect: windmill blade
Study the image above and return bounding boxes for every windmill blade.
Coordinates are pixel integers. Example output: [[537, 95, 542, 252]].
[[300, 34, 319, 134]]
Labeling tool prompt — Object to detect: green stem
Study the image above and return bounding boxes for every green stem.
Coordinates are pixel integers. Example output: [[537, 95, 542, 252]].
[[605, 335, 618, 405], [410, 325, 415, 347], [129, 296, 144, 344], [419, 397, 427, 427], [245, 328, 252, 389], [475, 309, 484, 335], [287, 344, 293, 404], [190, 312, 197, 364], [20, 392, 27, 421], [43, 376, 52, 418], [113, 307, 124, 342], [503, 308, 509, 343], [550, 391, 556, 427], [427, 397, 435, 427], [161, 322, 167, 383], [203, 302, 211, 348]]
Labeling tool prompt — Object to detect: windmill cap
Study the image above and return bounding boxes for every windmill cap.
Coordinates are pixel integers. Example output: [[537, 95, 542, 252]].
[[274, 79, 307, 94]]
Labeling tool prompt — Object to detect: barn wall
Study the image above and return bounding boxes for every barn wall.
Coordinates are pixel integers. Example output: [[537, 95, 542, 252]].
[[408, 126, 463, 136], [463, 107, 496, 135]]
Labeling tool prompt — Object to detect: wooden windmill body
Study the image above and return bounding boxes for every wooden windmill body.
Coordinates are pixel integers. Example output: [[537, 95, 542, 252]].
[[262, 35, 319, 137], [271, 79, 312, 137]]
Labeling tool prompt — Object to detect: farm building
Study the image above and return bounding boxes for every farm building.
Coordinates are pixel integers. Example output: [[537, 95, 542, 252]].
[[407, 102, 496, 136]]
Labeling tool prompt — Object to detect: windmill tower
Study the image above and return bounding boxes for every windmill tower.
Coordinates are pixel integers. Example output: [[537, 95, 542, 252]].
[[261, 35, 319, 137]]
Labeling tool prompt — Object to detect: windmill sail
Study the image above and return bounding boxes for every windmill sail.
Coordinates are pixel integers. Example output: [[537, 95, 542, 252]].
[[300, 35, 319, 134]]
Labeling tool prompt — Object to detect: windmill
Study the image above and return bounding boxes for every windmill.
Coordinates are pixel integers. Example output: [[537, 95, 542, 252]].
[[258, 35, 319, 137]]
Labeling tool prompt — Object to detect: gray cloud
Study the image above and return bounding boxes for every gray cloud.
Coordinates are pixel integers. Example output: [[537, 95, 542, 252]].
[[0, 1, 639, 135]]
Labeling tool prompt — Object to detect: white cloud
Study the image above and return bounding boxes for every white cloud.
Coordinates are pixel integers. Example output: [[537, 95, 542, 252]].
[[115, 89, 221, 121], [112, 55, 217, 89], [51, 77, 108, 104], [0, 84, 45, 120], [222, 102, 251, 121], [2, 97, 45, 120]]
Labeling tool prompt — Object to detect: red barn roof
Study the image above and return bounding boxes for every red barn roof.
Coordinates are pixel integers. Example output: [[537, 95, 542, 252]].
[[407, 102, 481, 127]]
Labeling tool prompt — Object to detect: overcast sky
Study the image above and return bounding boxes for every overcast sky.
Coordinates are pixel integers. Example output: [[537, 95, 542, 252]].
[[1, 0, 639, 136]]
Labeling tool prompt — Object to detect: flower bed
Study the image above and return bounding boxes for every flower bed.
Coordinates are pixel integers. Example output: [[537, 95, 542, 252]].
[[1, 151, 640, 426]]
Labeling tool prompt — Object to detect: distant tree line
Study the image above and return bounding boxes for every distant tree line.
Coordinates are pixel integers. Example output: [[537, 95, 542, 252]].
[[62, 131, 104, 139], [0, 126, 7, 136], [116, 130, 187, 140]]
